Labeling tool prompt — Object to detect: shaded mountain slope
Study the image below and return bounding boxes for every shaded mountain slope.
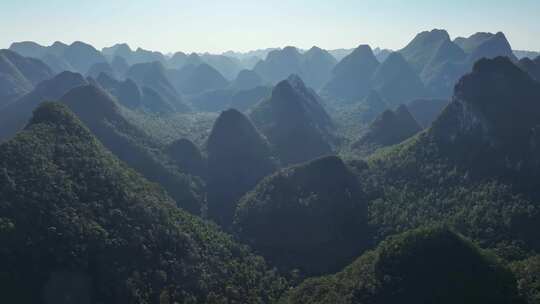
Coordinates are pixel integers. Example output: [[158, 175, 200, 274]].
[[407, 98, 449, 128], [0, 102, 286, 303], [352, 57, 540, 256], [0, 71, 87, 141], [399, 29, 453, 73], [95, 72, 174, 113], [300, 46, 337, 90], [235, 156, 369, 275], [60, 85, 204, 214], [176, 63, 229, 95], [253, 46, 303, 84], [371, 52, 427, 106], [321, 45, 380, 103], [126, 61, 189, 112], [231, 69, 264, 91], [353, 105, 422, 154], [250, 75, 335, 165], [518, 57, 540, 81], [283, 227, 522, 304], [206, 109, 277, 227], [0, 49, 53, 105]]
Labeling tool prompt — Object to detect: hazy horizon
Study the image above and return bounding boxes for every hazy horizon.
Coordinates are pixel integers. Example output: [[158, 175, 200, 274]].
[[1, 0, 539, 54]]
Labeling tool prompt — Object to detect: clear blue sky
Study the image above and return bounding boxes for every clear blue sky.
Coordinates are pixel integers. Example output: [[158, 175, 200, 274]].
[[1, 0, 539, 54]]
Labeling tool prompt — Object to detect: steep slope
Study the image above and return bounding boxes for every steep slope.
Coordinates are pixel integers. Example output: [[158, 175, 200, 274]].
[[235, 156, 369, 275], [283, 227, 522, 304], [110, 55, 130, 76], [511, 255, 540, 303], [254, 46, 303, 84], [466, 32, 517, 64], [139, 86, 177, 113], [206, 109, 277, 228], [182, 69, 264, 113], [11, 41, 108, 75], [0, 71, 87, 141], [231, 69, 264, 91], [321, 45, 380, 103], [518, 57, 540, 81], [250, 75, 335, 165], [168, 51, 188, 69], [86, 62, 116, 79], [95, 72, 174, 113], [165, 138, 206, 178], [374, 47, 392, 62], [300, 46, 337, 90], [407, 98, 449, 128], [199, 53, 244, 80], [63, 41, 108, 74], [354, 57, 540, 255], [184, 53, 204, 66], [371, 52, 427, 106], [60, 85, 203, 214], [101, 43, 133, 61], [420, 39, 468, 97], [126, 61, 189, 112], [431, 57, 540, 154], [399, 29, 453, 73], [9, 41, 47, 58], [131, 47, 167, 65], [0, 49, 53, 105], [454, 32, 495, 53], [40, 53, 75, 74], [327, 48, 354, 61], [250, 46, 336, 89], [354, 90, 389, 124], [229, 86, 272, 111], [353, 105, 422, 152], [0, 102, 286, 303], [48, 41, 69, 57], [176, 63, 229, 95], [102, 43, 166, 65], [95, 72, 143, 109]]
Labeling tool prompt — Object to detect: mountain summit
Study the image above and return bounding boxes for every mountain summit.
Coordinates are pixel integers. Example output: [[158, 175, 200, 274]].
[[207, 109, 277, 227], [321, 45, 380, 103], [250, 75, 334, 165], [0, 102, 285, 303]]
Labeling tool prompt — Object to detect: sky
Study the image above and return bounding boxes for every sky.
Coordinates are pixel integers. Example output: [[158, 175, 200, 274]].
[[1, 0, 539, 54]]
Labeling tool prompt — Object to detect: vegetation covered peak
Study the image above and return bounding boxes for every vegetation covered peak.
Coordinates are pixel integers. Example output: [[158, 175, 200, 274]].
[[283, 227, 522, 304]]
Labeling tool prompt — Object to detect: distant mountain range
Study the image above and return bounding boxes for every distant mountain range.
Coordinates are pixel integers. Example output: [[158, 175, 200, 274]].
[[6, 32, 536, 110], [0, 49, 53, 106], [2, 28, 540, 304]]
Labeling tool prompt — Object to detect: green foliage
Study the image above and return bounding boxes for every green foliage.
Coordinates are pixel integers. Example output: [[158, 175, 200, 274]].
[[320, 45, 379, 103], [61, 85, 205, 214], [282, 227, 523, 304], [0, 102, 286, 303], [347, 58, 540, 258], [250, 76, 335, 165], [121, 109, 217, 146], [207, 109, 277, 228], [511, 256, 540, 304], [0, 49, 53, 106], [352, 105, 422, 156], [235, 156, 370, 275], [355, 131, 540, 258], [126, 61, 190, 112], [165, 138, 206, 178]]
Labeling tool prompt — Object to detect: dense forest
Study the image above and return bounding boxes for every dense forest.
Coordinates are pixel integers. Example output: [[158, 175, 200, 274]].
[[1, 25, 540, 303]]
